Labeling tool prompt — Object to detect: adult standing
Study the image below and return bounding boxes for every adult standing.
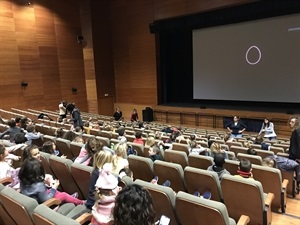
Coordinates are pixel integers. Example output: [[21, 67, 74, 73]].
[[226, 115, 247, 138], [58, 101, 67, 122], [66, 103, 83, 130], [113, 107, 123, 121], [130, 108, 139, 122], [288, 117, 300, 162], [259, 118, 277, 140]]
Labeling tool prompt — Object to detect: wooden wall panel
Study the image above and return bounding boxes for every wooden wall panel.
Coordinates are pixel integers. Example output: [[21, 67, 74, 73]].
[[110, 0, 156, 106], [0, 0, 88, 112]]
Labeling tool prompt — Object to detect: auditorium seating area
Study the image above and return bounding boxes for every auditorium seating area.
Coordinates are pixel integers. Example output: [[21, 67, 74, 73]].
[[0, 108, 299, 225]]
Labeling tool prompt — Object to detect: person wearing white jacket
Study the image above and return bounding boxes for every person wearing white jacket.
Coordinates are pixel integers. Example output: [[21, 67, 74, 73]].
[[259, 118, 277, 140]]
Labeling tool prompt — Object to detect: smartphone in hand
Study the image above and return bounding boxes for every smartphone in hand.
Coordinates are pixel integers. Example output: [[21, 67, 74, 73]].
[[159, 215, 170, 225]]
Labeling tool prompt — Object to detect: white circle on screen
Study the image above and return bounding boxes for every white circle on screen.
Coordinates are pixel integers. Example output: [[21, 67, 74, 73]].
[[245, 45, 261, 65]]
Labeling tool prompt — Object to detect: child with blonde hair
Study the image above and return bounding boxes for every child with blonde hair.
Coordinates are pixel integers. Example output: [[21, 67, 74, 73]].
[[91, 163, 121, 225], [112, 142, 129, 174], [145, 136, 156, 148], [210, 142, 228, 159], [85, 150, 113, 211]]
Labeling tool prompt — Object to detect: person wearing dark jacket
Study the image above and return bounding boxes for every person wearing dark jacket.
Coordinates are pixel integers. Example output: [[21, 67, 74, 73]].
[[0, 119, 22, 142], [226, 115, 247, 138], [289, 117, 300, 161], [66, 103, 83, 130]]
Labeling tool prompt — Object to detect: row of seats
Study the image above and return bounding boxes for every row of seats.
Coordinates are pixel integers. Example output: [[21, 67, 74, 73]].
[[128, 154, 290, 213], [1, 152, 272, 225], [130, 176, 272, 225], [38, 132, 296, 200], [0, 183, 91, 225]]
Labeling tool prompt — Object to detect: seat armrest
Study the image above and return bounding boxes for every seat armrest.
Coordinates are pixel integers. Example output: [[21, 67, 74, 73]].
[[75, 212, 92, 224], [43, 198, 62, 207], [264, 192, 275, 207], [237, 215, 250, 225], [0, 177, 14, 185], [282, 179, 289, 190]]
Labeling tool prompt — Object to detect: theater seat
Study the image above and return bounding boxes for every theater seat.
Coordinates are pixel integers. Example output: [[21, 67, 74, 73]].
[[128, 155, 154, 182], [188, 154, 213, 170], [32, 204, 92, 225], [236, 153, 262, 165], [164, 149, 189, 169], [184, 166, 223, 202], [221, 175, 274, 225], [153, 160, 186, 192], [134, 179, 179, 225], [251, 164, 288, 213], [175, 191, 250, 225], [71, 163, 93, 200], [49, 155, 83, 199], [0, 184, 16, 225]]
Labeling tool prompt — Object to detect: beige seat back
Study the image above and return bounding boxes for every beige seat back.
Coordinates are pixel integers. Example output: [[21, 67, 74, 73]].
[[70, 142, 85, 159], [0, 184, 16, 225], [128, 155, 154, 181], [237, 153, 262, 165], [32, 204, 81, 225], [153, 160, 186, 192], [95, 136, 110, 147], [221, 175, 269, 225], [127, 142, 144, 156], [40, 152, 54, 176], [49, 155, 83, 199], [71, 163, 93, 200], [188, 154, 213, 170], [229, 146, 248, 156], [164, 149, 189, 169], [134, 179, 179, 225], [176, 191, 235, 225], [254, 149, 274, 159], [184, 166, 223, 202], [0, 187, 38, 225], [171, 143, 190, 155], [252, 164, 286, 213], [55, 138, 72, 159]]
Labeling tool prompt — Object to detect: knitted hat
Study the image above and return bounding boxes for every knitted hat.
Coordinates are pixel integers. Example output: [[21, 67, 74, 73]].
[[95, 163, 118, 190]]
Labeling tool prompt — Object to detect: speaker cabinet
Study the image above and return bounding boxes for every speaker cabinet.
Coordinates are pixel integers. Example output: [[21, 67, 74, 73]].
[[142, 108, 153, 122]]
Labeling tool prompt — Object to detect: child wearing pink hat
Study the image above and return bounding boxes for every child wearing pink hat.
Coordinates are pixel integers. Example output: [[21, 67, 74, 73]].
[[91, 163, 121, 225]]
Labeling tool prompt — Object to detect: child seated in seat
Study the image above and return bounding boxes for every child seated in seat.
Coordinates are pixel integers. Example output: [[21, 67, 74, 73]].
[[19, 157, 84, 205], [210, 142, 228, 159], [262, 156, 300, 192], [207, 153, 231, 181], [92, 163, 121, 225], [235, 159, 254, 180], [189, 140, 207, 155], [254, 135, 270, 150], [148, 145, 163, 162], [25, 125, 41, 145], [0, 144, 20, 189]]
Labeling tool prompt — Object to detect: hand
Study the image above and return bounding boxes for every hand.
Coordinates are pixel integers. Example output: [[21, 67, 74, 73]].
[[52, 179, 60, 189], [60, 155, 67, 159], [238, 130, 242, 133], [13, 156, 21, 161]]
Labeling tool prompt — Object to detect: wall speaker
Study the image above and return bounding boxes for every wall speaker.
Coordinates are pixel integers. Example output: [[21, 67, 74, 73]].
[[72, 87, 77, 93], [21, 81, 28, 87], [77, 35, 84, 43]]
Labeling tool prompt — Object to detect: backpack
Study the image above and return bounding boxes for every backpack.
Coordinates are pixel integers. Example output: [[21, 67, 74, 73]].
[[127, 145, 137, 156]]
